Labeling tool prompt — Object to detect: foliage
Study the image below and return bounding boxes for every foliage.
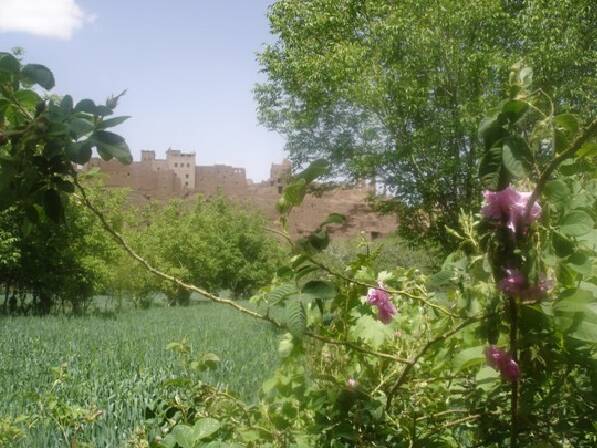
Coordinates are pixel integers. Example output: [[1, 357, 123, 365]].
[[0, 50, 132, 314], [129, 195, 286, 302], [256, 0, 596, 248], [122, 65, 597, 447], [0, 306, 279, 447]]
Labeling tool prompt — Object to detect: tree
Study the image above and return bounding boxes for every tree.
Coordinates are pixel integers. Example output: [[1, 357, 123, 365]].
[[136, 195, 286, 302], [256, 0, 596, 248]]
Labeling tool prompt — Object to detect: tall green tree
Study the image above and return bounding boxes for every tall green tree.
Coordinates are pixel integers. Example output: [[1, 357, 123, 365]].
[[256, 0, 596, 248]]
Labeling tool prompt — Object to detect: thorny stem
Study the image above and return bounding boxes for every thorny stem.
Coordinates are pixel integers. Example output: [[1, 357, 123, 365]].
[[509, 296, 519, 448]]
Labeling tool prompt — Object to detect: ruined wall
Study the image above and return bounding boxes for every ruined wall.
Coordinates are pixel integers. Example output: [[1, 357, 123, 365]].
[[87, 155, 397, 239], [195, 165, 248, 196]]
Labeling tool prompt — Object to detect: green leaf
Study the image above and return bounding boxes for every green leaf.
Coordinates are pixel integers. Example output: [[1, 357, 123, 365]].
[[66, 141, 93, 165], [21, 64, 55, 89], [286, 301, 306, 338], [567, 252, 592, 276], [69, 117, 95, 138], [14, 89, 42, 110], [267, 283, 297, 304], [301, 280, 337, 299], [0, 53, 20, 74], [307, 228, 330, 251], [74, 99, 97, 114], [543, 180, 570, 208], [96, 115, 131, 129], [559, 211, 593, 237], [478, 114, 507, 150], [282, 178, 306, 207], [194, 417, 221, 440], [553, 114, 580, 153], [298, 159, 329, 183], [93, 130, 132, 164], [454, 345, 486, 372], [500, 99, 529, 124], [502, 136, 532, 178], [60, 95, 73, 113], [553, 285, 597, 344], [479, 146, 510, 191], [577, 142, 597, 159], [169, 425, 196, 448]]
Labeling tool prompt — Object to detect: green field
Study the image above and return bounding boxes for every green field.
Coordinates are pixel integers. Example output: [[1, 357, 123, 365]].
[[0, 304, 279, 447]]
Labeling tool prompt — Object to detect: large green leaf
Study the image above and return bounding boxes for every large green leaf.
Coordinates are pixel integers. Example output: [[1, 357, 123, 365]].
[[0, 53, 20, 74], [96, 115, 131, 129], [194, 418, 221, 440], [500, 99, 529, 124], [559, 211, 593, 237], [479, 146, 510, 191], [298, 159, 329, 183], [21, 64, 55, 89], [93, 130, 132, 164], [286, 301, 306, 338], [502, 136, 532, 178]]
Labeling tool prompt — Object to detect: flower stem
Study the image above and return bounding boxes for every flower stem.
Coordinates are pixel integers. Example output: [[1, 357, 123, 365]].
[[509, 295, 519, 448]]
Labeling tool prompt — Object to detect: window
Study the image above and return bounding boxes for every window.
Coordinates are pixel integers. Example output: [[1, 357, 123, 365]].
[[371, 231, 381, 240], [187, 163, 190, 168], [185, 181, 188, 187], [174, 162, 178, 167], [278, 186, 283, 194], [185, 174, 189, 179]]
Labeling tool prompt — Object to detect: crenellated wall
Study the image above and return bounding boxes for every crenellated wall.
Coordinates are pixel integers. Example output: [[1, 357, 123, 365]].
[[86, 152, 397, 239]]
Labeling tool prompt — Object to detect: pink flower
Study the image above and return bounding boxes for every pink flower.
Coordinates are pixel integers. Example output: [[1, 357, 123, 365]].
[[481, 187, 541, 233], [367, 282, 397, 324], [346, 378, 357, 389], [498, 269, 526, 296], [485, 345, 520, 382], [498, 269, 552, 300], [521, 275, 553, 300]]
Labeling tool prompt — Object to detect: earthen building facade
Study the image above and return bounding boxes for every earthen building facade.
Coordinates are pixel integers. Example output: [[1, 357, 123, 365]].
[[87, 149, 397, 239]]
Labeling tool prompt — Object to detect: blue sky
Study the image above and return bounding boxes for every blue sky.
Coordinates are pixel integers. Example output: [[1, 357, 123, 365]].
[[0, 0, 284, 181]]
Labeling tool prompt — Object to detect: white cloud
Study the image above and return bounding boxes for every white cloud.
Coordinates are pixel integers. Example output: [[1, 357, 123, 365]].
[[0, 0, 95, 40]]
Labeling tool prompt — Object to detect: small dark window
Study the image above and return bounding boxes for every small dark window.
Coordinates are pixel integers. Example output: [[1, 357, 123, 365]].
[[371, 231, 381, 240], [174, 162, 178, 167], [270, 180, 274, 186], [127, 172, 130, 176], [185, 174, 189, 179], [185, 181, 189, 187], [278, 186, 283, 194]]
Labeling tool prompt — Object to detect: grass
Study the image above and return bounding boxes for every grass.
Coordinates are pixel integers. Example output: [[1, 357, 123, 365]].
[[0, 303, 279, 447]]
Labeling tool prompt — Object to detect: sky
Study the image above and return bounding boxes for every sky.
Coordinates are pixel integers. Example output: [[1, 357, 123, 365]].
[[0, 0, 285, 181]]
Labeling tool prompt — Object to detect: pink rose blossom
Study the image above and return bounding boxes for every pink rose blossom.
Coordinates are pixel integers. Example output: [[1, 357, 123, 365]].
[[498, 269, 526, 296], [481, 187, 541, 233], [498, 269, 552, 300], [485, 345, 520, 382], [367, 282, 397, 324]]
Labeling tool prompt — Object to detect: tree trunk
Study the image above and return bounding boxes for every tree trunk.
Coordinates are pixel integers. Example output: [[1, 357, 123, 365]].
[[39, 292, 51, 315]]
